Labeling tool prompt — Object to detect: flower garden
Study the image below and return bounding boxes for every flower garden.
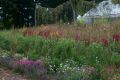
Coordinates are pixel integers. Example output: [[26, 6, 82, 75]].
[[0, 22, 120, 80]]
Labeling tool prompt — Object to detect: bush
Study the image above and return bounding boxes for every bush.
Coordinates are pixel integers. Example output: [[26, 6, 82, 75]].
[[0, 31, 120, 67], [77, 18, 86, 26], [13, 60, 47, 79], [0, 36, 11, 50], [110, 42, 120, 54], [110, 54, 120, 66], [16, 36, 32, 54], [0, 30, 120, 80], [53, 39, 75, 60], [86, 43, 108, 64]]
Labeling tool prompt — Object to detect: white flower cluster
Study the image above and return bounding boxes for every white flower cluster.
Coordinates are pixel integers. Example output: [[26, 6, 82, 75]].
[[0, 50, 9, 58], [47, 59, 82, 73]]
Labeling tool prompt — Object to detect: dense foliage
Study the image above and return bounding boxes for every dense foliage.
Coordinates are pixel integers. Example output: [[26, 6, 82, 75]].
[[0, 21, 120, 79], [0, 0, 120, 80], [0, 0, 106, 29], [0, 0, 35, 29]]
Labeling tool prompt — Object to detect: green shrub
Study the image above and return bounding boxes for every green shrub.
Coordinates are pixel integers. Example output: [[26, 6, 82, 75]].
[[40, 39, 53, 56], [77, 18, 85, 26], [113, 0, 120, 4], [110, 54, 120, 66], [31, 36, 44, 53], [73, 42, 86, 63], [53, 39, 75, 60], [28, 51, 40, 60], [0, 30, 120, 75], [110, 42, 120, 54], [83, 43, 110, 67], [16, 36, 32, 54], [0, 36, 11, 50]]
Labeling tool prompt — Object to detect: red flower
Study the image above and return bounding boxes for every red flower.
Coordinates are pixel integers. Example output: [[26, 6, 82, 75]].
[[23, 28, 35, 36], [113, 34, 120, 42], [102, 38, 109, 47], [39, 30, 50, 38]]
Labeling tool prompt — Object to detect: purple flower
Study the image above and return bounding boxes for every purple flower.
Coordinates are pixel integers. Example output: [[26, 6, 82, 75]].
[[12, 59, 47, 77]]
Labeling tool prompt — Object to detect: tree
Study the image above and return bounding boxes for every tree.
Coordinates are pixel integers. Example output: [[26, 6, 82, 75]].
[[68, 0, 105, 23], [0, 0, 105, 29], [37, 0, 69, 8], [1, 0, 35, 28], [1, 0, 18, 29], [18, 0, 35, 27], [113, 0, 120, 4], [38, 0, 93, 23]]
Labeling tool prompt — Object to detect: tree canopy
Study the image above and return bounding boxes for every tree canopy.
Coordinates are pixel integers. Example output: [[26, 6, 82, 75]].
[[37, 0, 69, 8], [0, 0, 105, 29], [37, 0, 104, 8]]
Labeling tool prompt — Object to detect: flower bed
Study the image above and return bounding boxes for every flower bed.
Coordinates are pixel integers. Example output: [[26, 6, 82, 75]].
[[0, 24, 120, 80], [0, 54, 48, 80]]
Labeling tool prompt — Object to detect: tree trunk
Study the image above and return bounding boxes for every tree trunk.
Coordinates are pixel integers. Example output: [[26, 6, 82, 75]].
[[70, 0, 76, 25]]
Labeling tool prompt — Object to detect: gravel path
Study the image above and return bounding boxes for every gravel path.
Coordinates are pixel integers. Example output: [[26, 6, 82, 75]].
[[0, 65, 29, 80]]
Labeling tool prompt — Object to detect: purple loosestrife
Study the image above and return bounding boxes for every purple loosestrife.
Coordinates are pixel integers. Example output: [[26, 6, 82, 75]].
[[113, 34, 120, 42], [39, 30, 50, 38], [13, 60, 47, 78], [102, 38, 109, 47]]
